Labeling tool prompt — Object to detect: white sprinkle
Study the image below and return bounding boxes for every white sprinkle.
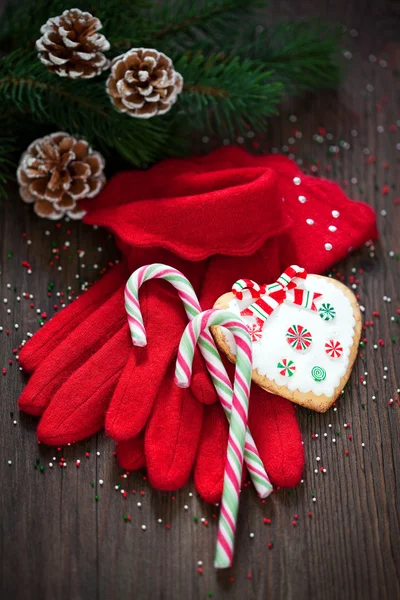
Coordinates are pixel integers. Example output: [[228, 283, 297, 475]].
[[325, 243, 333, 251], [298, 195, 307, 203], [332, 210, 340, 218], [184, 505, 188, 510], [316, 456, 320, 461], [157, 518, 162, 523], [332, 439, 336, 443], [306, 218, 314, 225], [249, 532, 255, 538], [328, 225, 337, 232], [137, 502, 142, 508], [99, 479, 104, 485], [293, 177, 301, 185], [49, 462, 53, 468], [197, 560, 203, 566], [142, 525, 147, 531]]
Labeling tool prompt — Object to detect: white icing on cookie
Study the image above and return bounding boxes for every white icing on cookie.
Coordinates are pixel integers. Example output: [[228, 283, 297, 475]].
[[221, 275, 356, 397]]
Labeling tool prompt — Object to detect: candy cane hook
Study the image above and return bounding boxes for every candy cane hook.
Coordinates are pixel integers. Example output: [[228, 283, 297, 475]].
[[125, 264, 272, 499]]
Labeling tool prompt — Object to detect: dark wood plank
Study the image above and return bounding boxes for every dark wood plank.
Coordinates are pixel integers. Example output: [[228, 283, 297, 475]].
[[0, 1, 399, 599]]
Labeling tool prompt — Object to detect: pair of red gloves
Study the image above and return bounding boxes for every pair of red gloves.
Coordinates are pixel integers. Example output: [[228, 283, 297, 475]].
[[18, 147, 377, 503]]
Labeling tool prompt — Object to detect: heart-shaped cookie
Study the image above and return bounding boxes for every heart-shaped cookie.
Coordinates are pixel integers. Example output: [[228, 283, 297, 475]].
[[212, 270, 362, 412]]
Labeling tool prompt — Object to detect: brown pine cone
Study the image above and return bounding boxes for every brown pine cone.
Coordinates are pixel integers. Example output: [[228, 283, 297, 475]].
[[36, 8, 110, 79], [106, 48, 183, 118], [17, 132, 106, 220]]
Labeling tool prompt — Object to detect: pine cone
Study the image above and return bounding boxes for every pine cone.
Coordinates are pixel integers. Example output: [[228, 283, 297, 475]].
[[106, 48, 183, 118], [36, 8, 110, 79], [17, 132, 106, 220]]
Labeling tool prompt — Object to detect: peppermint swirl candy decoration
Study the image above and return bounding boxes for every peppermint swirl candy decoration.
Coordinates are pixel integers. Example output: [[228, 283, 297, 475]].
[[325, 339, 343, 358], [311, 366, 326, 382], [286, 324, 313, 351], [277, 358, 296, 377], [319, 302, 336, 321]]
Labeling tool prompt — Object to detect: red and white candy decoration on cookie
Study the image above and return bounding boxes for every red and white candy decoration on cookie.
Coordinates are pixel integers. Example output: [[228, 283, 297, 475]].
[[325, 339, 343, 359], [286, 324, 313, 351]]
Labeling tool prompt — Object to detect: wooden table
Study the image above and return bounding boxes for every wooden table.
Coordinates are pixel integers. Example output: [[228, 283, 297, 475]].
[[1, 1, 399, 598]]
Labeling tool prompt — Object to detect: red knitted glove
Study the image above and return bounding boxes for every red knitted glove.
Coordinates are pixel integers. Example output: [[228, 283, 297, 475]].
[[19, 159, 292, 492], [97, 147, 376, 502]]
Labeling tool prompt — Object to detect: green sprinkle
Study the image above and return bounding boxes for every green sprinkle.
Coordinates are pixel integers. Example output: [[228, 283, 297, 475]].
[[193, 516, 198, 522], [94, 495, 99, 501], [90, 481, 95, 487], [40, 465, 44, 472]]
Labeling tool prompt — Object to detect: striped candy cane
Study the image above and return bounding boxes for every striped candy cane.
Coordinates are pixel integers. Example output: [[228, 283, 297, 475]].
[[175, 309, 253, 569], [125, 264, 272, 499]]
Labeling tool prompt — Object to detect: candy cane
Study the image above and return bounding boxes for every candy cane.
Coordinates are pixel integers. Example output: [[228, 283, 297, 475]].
[[175, 308, 252, 569], [125, 264, 272, 498]]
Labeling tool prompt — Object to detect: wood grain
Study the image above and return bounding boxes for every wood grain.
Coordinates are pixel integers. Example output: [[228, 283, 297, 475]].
[[0, 1, 399, 599]]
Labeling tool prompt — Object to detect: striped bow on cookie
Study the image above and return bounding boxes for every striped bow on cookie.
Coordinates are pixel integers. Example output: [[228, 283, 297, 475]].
[[232, 265, 322, 324]]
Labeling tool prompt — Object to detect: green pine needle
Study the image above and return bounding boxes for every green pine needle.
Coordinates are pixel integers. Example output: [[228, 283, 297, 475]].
[[238, 20, 343, 91], [0, 1, 344, 190], [177, 53, 283, 135]]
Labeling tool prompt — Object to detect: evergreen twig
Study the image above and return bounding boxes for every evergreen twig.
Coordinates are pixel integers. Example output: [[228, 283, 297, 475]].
[[0, 0, 343, 196]]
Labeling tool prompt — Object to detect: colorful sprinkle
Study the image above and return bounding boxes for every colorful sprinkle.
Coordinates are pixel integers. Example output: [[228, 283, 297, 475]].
[[311, 366, 326, 382], [277, 358, 296, 377], [319, 303, 336, 321], [325, 339, 344, 358], [286, 324, 313, 351]]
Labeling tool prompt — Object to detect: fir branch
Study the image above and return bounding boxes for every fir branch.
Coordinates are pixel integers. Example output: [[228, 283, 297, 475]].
[[238, 20, 343, 92], [0, 50, 176, 166], [110, 0, 264, 54], [0, 135, 19, 197], [176, 53, 283, 136]]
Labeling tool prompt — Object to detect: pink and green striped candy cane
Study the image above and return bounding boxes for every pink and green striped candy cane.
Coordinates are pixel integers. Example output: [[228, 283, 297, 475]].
[[175, 308, 253, 569], [125, 264, 272, 499]]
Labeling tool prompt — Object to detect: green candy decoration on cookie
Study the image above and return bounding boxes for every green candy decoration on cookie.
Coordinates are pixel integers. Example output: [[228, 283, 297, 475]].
[[311, 366, 326, 382], [318, 303, 336, 321]]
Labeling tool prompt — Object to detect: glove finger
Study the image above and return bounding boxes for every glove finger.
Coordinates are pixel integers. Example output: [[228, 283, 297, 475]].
[[105, 343, 172, 441], [36, 326, 131, 445], [194, 403, 228, 504], [116, 434, 146, 471], [189, 346, 218, 406], [106, 280, 190, 441], [248, 386, 304, 488], [19, 262, 127, 374], [145, 364, 203, 492], [18, 288, 126, 417]]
